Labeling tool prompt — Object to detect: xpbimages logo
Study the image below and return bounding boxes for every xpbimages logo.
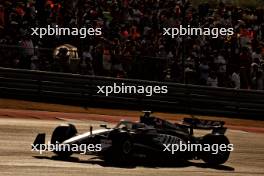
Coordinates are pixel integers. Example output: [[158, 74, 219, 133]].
[[97, 83, 168, 96], [163, 25, 234, 38], [163, 141, 234, 155], [31, 25, 102, 38], [31, 141, 102, 154]]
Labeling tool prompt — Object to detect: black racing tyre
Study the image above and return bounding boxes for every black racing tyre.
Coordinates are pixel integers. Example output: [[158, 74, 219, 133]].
[[201, 134, 231, 165], [105, 133, 133, 164], [51, 124, 77, 157]]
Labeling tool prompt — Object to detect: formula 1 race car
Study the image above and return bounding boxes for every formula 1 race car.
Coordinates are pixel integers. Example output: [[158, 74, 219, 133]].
[[33, 111, 231, 165]]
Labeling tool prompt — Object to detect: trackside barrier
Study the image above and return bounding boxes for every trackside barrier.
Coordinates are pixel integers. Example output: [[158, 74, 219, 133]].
[[0, 67, 264, 119]]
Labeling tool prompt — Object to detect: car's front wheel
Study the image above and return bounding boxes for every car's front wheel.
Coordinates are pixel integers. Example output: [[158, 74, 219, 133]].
[[51, 124, 77, 158]]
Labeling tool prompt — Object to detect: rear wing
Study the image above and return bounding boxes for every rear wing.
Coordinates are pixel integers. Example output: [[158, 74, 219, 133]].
[[183, 118, 225, 129], [183, 118, 226, 134]]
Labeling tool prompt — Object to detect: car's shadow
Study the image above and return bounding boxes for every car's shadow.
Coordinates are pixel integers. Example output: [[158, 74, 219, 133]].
[[33, 155, 234, 171]]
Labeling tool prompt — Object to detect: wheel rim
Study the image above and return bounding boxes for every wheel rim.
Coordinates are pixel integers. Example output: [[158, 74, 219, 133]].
[[122, 140, 132, 154]]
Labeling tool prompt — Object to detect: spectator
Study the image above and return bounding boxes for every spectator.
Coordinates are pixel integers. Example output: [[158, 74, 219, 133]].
[[19, 35, 34, 69], [102, 48, 111, 75], [30, 55, 39, 70], [56, 47, 70, 73], [214, 52, 226, 87], [80, 46, 94, 75], [207, 71, 218, 87], [198, 58, 210, 85], [231, 70, 240, 89]]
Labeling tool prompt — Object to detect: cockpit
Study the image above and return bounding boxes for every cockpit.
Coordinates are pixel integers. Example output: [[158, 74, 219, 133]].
[[115, 120, 146, 131]]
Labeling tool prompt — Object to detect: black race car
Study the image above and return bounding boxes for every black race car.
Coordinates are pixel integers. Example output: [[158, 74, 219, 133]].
[[33, 111, 231, 165]]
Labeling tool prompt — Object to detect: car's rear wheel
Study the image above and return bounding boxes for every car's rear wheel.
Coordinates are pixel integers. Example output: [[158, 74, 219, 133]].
[[200, 134, 231, 165], [51, 124, 77, 158]]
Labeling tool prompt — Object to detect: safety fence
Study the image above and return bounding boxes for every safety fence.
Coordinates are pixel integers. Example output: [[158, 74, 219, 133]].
[[0, 67, 264, 119]]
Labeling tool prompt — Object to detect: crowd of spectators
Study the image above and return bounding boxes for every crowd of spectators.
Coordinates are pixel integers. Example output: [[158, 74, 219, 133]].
[[0, 0, 264, 90]]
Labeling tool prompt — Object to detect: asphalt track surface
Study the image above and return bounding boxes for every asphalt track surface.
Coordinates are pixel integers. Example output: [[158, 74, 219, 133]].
[[0, 110, 263, 176]]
